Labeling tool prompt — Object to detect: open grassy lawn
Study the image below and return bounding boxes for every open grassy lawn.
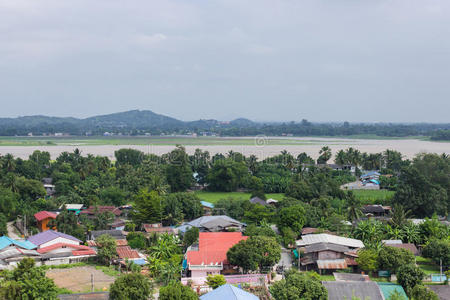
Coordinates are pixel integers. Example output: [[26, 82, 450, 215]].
[[351, 189, 395, 205], [416, 256, 440, 275], [194, 191, 284, 204]]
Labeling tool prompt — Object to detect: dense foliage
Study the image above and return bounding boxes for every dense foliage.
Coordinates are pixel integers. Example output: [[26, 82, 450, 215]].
[[269, 269, 328, 300], [109, 273, 153, 300]]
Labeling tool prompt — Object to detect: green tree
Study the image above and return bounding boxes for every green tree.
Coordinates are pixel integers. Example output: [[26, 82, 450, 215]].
[[0, 213, 8, 236], [159, 282, 198, 300], [317, 146, 332, 164], [227, 236, 281, 273], [355, 249, 378, 275], [346, 191, 363, 224], [109, 273, 153, 300], [206, 274, 227, 289], [166, 145, 193, 192], [422, 239, 450, 267], [132, 189, 162, 225], [207, 159, 249, 192], [0, 258, 59, 300], [276, 204, 306, 234], [126, 232, 148, 250], [114, 148, 144, 167], [377, 246, 415, 273], [269, 269, 328, 300], [99, 186, 127, 206], [183, 227, 199, 248], [95, 234, 117, 265], [396, 264, 425, 296], [410, 285, 439, 300]]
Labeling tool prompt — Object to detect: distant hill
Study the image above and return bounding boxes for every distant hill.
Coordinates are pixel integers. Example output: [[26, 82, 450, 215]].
[[0, 110, 448, 137]]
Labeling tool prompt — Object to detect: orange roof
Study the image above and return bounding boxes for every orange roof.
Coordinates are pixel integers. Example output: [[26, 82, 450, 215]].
[[34, 211, 57, 222], [186, 232, 248, 265], [80, 206, 121, 216], [37, 243, 96, 256], [116, 246, 140, 259]]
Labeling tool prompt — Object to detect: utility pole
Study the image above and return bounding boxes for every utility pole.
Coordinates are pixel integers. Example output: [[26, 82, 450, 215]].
[[91, 273, 94, 292]]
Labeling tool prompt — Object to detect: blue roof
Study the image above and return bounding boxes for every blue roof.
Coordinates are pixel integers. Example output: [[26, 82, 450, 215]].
[[132, 259, 147, 266], [0, 236, 37, 250], [200, 284, 259, 300], [361, 171, 380, 178], [201, 201, 215, 209]]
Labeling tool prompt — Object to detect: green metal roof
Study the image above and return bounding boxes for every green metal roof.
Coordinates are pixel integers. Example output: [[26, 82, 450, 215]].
[[377, 282, 407, 299]]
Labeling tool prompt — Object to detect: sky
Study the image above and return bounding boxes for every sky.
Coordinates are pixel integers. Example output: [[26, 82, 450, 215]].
[[0, 0, 449, 123]]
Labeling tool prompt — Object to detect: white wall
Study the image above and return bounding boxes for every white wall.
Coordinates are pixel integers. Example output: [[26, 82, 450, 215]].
[[39, 237, 79, 249]]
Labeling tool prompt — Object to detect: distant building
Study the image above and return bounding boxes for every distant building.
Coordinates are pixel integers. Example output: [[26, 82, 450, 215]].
[[28, 230, 81, 249], [249, 197, 267, 206], [59, 204, 84, 215], [200, 201, 214, 215], [42, 178, 56, 196], [80, 206, 122, 218], [361, 205, 391, 217], [177, 215, 246, 233], [88, 230, 125, 241], [142, 223, 176, 234]]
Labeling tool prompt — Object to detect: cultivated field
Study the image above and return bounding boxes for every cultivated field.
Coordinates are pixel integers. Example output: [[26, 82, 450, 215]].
[[0, 136, 448, 160]]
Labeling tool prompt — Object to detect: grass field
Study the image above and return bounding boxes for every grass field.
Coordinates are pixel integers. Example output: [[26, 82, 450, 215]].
[[194, 191, 285, 204], [194, 190, 393, 205], [416, 256, 440, 275], [351, 190, 395, 205]]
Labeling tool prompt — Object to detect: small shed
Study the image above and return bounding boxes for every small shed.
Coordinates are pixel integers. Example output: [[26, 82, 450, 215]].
[[34, 211, 57, 232]]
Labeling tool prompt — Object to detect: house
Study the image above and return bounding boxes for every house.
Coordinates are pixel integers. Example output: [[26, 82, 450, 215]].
[[42, 178, 56, 196], [249, 197, 267, 206], [34, 211, 57, 232], [88, 230, 125, 241], [142, 223, 176, 234], [266, 198, 279, 205], [296, 234, 364, 273], [80, 206, 121, 218], [0, 237, 39, 270], [87, 239, 127, 248], [60, 204, 84, 215], [37, 243, 96, 260], [28, 230, 81, 249], [177, 215, 246, 233], [201, 201, 214, 215], [116, 246, 141, 260], [200, 284, 258, 300], [323, 281, 384, 300], [360, 171, 381, 181], [301, 227, 320, 235], [361, 205, 391, 217], [109, 219, 126, 231], [185, 232, 248, 278]]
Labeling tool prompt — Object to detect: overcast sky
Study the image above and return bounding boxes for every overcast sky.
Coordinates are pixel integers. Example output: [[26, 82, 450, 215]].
[[0, 0, 449, 122]]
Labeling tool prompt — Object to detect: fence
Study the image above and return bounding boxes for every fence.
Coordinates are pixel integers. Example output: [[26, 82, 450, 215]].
[[181, 274, 269, 286]]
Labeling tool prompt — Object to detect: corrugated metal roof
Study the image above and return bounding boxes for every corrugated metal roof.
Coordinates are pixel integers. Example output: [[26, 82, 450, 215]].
[[333, 273, 370, 282], [200, 284, 259, 300], [34, 211, 57, 221], [382, 240, 403, 245], [0, 236, 37, 250], [377, 283, 408, 299], [201, 201, 215, 209], [388, 243, 419, 256], [317, 259, 347, 269], [296, 234, 364, 248], [323, 281, 384, 300], [27, 230, 81, 246], [116, 246, 140, 259], [60, 204, 84, 210], [305, 243, 350, 254]]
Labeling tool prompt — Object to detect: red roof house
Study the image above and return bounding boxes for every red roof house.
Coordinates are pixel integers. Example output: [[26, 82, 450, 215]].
[[116, 246, 140, 260], [186, 232, 248, 278], [34, 211, 57, 232]]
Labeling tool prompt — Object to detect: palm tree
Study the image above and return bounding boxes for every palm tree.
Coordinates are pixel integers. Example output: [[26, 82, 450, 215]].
[[346, 192, 363, 225], [390, 204, 411, 228], [317, 146, 332, 164], [3, 154, 16, 172]]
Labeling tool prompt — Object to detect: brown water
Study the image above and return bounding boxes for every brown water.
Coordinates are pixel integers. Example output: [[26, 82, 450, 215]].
[[0, 137, 448, 160]]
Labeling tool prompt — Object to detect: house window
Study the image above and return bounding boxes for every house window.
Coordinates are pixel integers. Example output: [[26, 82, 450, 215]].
[[206, 272, 213, 275]]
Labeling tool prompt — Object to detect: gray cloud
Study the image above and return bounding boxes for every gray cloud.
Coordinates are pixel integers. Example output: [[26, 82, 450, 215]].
[[0, 0, 449, 122]]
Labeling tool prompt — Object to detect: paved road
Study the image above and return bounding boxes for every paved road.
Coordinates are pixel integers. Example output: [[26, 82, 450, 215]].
[[278, 248, 293, 270], [7, 222, 21, 239]]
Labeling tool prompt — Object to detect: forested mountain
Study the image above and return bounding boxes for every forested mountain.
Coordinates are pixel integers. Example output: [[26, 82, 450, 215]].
[[0, 110, 449, 138]]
